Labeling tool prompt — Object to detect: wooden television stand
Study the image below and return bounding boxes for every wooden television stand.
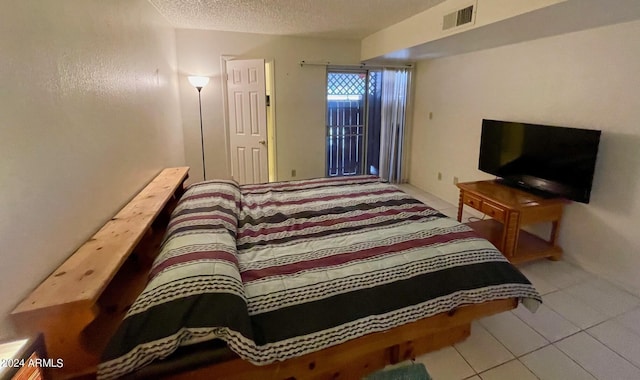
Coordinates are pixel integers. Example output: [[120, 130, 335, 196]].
[[456, 180, 569, 264]]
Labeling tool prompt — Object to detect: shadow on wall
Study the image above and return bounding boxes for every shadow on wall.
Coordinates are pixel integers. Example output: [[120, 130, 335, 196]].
[[551, 131, 640, 296], [561, 204, 640, 296], [588, 132, 640, 215]]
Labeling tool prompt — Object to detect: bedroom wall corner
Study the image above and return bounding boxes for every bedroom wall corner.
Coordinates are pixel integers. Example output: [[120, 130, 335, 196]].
[[408, 19, 640, 296], [0, 0, 183, 339], [174, 30, 361, 183]]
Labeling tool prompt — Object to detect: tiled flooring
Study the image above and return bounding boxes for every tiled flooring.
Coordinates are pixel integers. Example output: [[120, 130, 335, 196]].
[[397, 184, 640, 380]]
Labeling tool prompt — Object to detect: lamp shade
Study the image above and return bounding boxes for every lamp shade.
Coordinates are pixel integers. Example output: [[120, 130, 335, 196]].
[[188, 76, 210, 88]]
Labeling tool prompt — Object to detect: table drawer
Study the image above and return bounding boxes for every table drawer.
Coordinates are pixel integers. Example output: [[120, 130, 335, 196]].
[[481, 201, 506, 222], [462, 193, 482, 210]]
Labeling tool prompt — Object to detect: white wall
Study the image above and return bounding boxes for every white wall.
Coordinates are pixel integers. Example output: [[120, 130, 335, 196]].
[[361, 0, 566, 61], [409, 20, 640, 295], [175, 30, 361, 183], [0, 0, 184, 338]]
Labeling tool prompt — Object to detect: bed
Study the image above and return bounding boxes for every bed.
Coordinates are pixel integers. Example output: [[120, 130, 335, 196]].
[[98, 175, 541, 379]]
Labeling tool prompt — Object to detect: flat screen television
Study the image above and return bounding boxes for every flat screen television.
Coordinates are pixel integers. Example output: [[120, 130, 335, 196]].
[[479, 119, 601, 203]]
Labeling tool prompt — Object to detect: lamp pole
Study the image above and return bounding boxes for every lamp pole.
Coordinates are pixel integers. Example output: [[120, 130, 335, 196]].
[[188, 76, 210, 182], [196, 86, 206, 181]]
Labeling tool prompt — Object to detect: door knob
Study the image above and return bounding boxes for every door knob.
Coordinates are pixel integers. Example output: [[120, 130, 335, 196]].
[[258, 140, 266, 145]]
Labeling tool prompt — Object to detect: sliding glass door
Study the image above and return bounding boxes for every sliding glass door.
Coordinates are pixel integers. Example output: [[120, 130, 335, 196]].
[[325, 68, 409, 182], [325, 70, 383, 177], [326, 71, 367, 177]]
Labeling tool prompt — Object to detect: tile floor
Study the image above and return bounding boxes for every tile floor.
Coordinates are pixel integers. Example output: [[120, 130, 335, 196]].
[[396, 184, 640, 380]]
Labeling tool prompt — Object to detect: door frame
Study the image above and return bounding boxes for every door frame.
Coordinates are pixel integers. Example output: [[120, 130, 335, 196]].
[[265, 59, 278, 182], [221, 56, 277, 182], [220, 55, 234, 178]]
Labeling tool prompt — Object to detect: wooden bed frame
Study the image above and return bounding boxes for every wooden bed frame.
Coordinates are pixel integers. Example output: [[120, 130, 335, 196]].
[[165, 298, 515, 380], [10, 167, 517, 379]]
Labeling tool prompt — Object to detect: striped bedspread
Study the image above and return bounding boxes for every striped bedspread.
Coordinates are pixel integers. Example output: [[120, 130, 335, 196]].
[[98, 176, 540, 379]]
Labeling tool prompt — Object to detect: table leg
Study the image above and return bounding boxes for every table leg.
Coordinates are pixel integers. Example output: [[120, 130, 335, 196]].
[[547, 220, 563, 260], [502, 211, 520, 257]]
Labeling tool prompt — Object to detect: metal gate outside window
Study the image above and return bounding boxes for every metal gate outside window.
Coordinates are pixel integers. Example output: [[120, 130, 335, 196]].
[[324, 67, 408, 181], [326, 71, 380, 177]]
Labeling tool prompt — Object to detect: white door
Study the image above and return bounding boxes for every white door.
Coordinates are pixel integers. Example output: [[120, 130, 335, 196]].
[[226, 59, 268, 185]]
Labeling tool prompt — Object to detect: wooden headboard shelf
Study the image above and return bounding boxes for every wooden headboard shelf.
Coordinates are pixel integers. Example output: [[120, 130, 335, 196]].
[[11, 167, 189, 377]]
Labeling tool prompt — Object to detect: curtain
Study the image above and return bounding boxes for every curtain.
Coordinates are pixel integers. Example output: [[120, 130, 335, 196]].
[[378, 69, 411, 183]]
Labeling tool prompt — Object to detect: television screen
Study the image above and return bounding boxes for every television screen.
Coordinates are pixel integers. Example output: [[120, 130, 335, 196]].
[[479, 120, 601, 203]]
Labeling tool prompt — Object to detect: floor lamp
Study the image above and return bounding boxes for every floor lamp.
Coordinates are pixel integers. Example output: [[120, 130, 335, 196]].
[[188, 76, 210, 181]]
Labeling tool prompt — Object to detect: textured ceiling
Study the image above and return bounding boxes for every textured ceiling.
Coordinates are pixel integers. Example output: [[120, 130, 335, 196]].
[[148, 0, 447, 39]]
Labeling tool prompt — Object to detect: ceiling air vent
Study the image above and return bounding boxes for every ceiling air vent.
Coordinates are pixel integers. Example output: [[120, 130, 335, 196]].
[[443, 4, 475, 31]]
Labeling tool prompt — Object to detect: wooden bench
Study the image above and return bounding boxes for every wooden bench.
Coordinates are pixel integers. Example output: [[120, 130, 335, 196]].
[[11, 167, 189, 378]]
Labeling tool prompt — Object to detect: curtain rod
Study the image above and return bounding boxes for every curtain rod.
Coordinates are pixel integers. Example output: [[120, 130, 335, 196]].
[[299, 60, 413, 69]]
